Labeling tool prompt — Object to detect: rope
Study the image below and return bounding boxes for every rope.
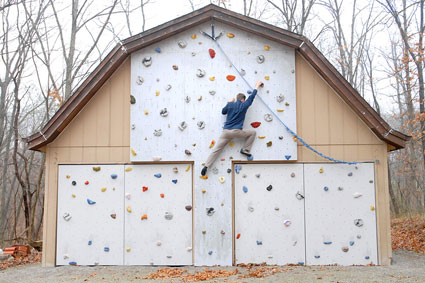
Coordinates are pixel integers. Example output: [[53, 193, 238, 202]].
[[213, 40, 357, 165]]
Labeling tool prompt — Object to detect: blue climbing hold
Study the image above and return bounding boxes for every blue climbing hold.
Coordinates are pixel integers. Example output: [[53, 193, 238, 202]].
[[235, 165, 241, 174], [349, 241, 355, 246], [208, 250, 213, 255], [298, 262, 305, 265], [172, 179, 178, 184], [323, 186, 329, 191], [247, 155, 254, 161], [242, 186, 248, 193], [69, 261, 77, 266], [154, 173, 162, 178], [285, 155, 291, 160], [87, 199, 96, 205], [247, 90, 252, 94], [365, 256, 370, 260], [256, 241, 263, 245], [323, 241, 332, 245], [88, 240, 92, 246], [314, 255, 320, 259], [111, 174, 118, 179], [104, 247, 110, 252], [155, 47, 161, 53]]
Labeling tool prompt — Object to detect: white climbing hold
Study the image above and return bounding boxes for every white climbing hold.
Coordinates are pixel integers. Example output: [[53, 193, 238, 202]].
[[177, 40, 187, 48], [125, 193, 131, 200], [165, 84, 172, 91], [209, 90, 216, 95], [276, 94, 284, 103], [63, 212, 72, 221], [131, 124, 135, 130], [283, 220, 292, 227], [197, 121, 205, 129], [256, 55, 265, 63], [178, 121, 187, 131], [211, 167, 218, 174], [264, 114, 273, 122], [185, 96, 191, 103], [248, 206, 254, 212], [196, 69, 206, 77], [353, 192, 362, 198], [164, 212, 173, 220], [206, 207, 215, 216], [295, 191, 304, 200], [142, 57, 152, 67], [153, 129, 162, 136], [219, 176, 225, 183], [136, 76, 144, 85], [160, 108, 168, 117], [240, 69, 246, 76], [173, 167, 178, 173], [152, 156, 162, 161], [354, 219, 364, 227], [187, 247, 192, 252], [63, 254, 69, 260], [221, 230, 225, 235]]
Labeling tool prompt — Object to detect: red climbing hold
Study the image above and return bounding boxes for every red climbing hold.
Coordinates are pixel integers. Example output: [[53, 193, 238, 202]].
[[226, 75, 236, 81], [251, 122, 261, 128], [142, 186, 148, 192], [160, 193, 164, 198], [85, 181, 89, 185], [236, 233, 241, 239], [209, 49, 216, 58]]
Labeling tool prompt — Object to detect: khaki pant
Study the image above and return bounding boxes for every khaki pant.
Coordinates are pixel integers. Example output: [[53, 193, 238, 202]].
[[205, 129, 256, 167]]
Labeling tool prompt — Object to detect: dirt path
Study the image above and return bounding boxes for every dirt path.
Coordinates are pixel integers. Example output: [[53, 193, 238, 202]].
[[1, 250, 424, 282]]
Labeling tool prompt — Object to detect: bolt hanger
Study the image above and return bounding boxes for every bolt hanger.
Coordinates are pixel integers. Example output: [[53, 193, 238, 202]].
[[201, 24, 223, 41]]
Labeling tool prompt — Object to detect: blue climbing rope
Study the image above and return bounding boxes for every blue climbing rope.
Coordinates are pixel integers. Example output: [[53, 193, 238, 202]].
[[213, 39, 357, 165]]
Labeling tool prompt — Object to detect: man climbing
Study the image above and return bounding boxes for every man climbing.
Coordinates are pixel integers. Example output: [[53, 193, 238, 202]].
[[201, 80, 264, 176]]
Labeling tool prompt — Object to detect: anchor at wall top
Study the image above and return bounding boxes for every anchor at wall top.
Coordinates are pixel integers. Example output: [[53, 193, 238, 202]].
[[201, 24, 223, 41]]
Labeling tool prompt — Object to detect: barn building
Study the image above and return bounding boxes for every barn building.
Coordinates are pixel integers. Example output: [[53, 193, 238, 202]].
[[26, 5, 409, 267]]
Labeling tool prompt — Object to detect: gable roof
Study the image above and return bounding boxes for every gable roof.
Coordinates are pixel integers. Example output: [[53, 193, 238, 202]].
[[26, 4, 409, 151]]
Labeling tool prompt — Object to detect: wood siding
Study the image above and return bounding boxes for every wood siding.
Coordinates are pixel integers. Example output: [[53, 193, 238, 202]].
[[42, 54, 391, 266]]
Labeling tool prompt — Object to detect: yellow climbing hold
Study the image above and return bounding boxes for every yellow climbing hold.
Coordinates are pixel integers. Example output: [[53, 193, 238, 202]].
[[319, 167, 324, 173], [101, 187, 107, 192], [229, 141, 235, 147], [209, 76, 215, 81], [126, 247, 131, 252], [185, 165, 191, 172], [219, 177, 225, 183], [66, 175, 70, 179], [202, 189, 206, 193], [227, 33, 235, 38], [191, 34, 197, 39], [192, 143, 196, 146], [72, 194, 76, 198], [370, 206, 375, 211], [131, 148, 137, 156], [264, 75, 270, 80], [264, 45, 270, 51], [209, 140, 216, 148], [126, 205, 132, 213], [258, 136, 266, 139], [125, 167, 133, 172], [93, 166, 101, 172], [200, 175, 208, 180], [155, 90, 160, 96], [144, 109, 149, 115], [198, 96, 202, 101], [277, 109, 284, 112], [293, 136, 298, 142], [221, 202, 224, 206]]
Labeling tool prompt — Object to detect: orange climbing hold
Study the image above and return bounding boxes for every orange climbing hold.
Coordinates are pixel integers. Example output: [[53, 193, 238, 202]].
[[251, 122, 261, 128], [191, 34, 197, 39], [209, 140, 216, 148], [264, 45, 271, 51], [141, 214, 148, 220], [160, 193, 164, 198], [226, 75, 236, 81], [209, 49, 216, 58], [143, 186, 148, 192], [209, 76, 215, 81], [227, 33, 235, 38], [200, 175, 208, 180], [236, 233, 241, 239]]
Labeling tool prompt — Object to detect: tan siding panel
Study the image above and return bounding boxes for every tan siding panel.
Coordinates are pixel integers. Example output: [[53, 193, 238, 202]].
[[313, 73, 330, 144], [110, 60, 129, 147], [96, 81, 111, 147], [328, 87, 345, 144]]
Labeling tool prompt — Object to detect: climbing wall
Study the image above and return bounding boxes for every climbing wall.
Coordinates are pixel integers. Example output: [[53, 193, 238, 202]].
[[57, 165, 124, 265], [234, 164, 305, 265], [130, 21, 297, 266], [124, 164, 193, 265], [304, 163, 378, 265]]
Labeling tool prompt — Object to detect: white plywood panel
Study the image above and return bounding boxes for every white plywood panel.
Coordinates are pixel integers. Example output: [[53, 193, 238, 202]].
[[304, 163, 378, 265], [124, 164, 192, 265], [57, 165, 124, 265], [234, 164, 305, 265]]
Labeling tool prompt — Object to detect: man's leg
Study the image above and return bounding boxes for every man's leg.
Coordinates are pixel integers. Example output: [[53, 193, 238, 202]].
[[203, 130, 233, 174], [230, 129, 256, 156]]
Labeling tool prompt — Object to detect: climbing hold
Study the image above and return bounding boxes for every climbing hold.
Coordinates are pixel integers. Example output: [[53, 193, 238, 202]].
[[264, 45, 270, 51], [319, 167, 324, 173], [314, 255, 320, 259], [275, 207, 280, 211], [251, 122, 261, 128], [264, 75, 270, 80], [209, 90, 216, 95], [357, 234, 362, 239], [69, 261, 77, 266], [202, 230, 206, 234], [131, 148, 137, 156], [208, 251, 213, 255], [155, 90, 160, 96], [172, 65, 178, 70], [342, 247, 349, 252], [198, 95, 202, 101], [131, 124, 135, 130], [144, 109, 149, 115], [154, 173, 162, 178], [156, 241, 162, 246], [104, 247, 110, 252], [256, 241, 263, 245], [353, 192, 362, 198], [191, 34, 197, 39], [126, 205, 132, 213], [323, 186, 329, 191], [185, 165, 191, 171], [173, 167, 178, 173], [185, 205, 192, 211], [166, 255, 172, 259], [191, 52, 196, 56], [370, 206, 375, 211], [220, 158, 225, 161], [200, 175, 208, 180], [248, 206, 254, 212], [213, 167, 219, 174], [72, 194, 76, 198], [136, 76, 144, 85], [227, 32, 235, 38], [226, 75, 236, 81], [142, 57, 152, 67], [338, 186, 344, 191], [277, 109, 284, 112], [247, 90, 252, 94], [160, 108, 168, 117], [220, 230, 226, 235], [178, 121, 187, 131], [110, 213, 116, 219], [126, 247, 131, 252], [172, 179, 178, 184], [154, 47, 161, 53], [266, 185, 273, 191], [348, 172, 353, 177], [208, 48, 216, 58], [266, 141, 272, 147], [142, 186, 148, 192], [152, 156, 162, 161], [349, 241, 355, 246], [196, 69, 206, 77], [160, 193, 164, 198], [125, 193, 131, 200], [87, 199, 96, 205], [187, 247, 192, 252], [291, 173, 296, 179], [111, 174, 117, 179], [236, 233, 241, 239], [354, 219, 364, 227], [197, 121, 205, 129], [164, 212, 173, 220], [264, 114, 273, 122], [235, 165, 242, 173], [93, 166, 101, 172], [255, 173, 261, 178], [365, 256, 370, 260], [153, 129, 162, 136], [242, 186, 248, 193], [242, 174, 247, 178], [101, 187, 107, 192], [141, 214, 148, 221], [209, 76, 215, 81], [185, 96, 191, 103], [165, 84, 172, 91], [177, 40, 187, 48], [279, 136, 283, 140], [85, 181, 89, 185], [219, 177, 225, 183], [66, 175, 70, 179], [283, 220, 291, 227], [209, 140, 215, 148], [63, 212, 72, 221], [276, 94, 284, 103], [88, 240, 92, 245], [323, 241, 332, 245], [295, 191, 304, 200], [256, 55, 265, 63], [206, 207, 215, 216], [369, 180, 374, 183], [227, 169, 232, 173]]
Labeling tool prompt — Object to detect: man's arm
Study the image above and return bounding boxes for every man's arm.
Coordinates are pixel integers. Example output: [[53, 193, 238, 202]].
[[244, 81, 264, 108]]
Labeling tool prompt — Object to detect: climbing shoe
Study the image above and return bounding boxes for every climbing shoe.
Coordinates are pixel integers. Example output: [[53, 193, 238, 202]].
[[240, 149, 252, 157], [201, 166, 208, 176]]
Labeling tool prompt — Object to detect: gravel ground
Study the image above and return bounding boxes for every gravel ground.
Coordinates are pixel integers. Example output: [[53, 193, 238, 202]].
[[1, 250, 424, 283]]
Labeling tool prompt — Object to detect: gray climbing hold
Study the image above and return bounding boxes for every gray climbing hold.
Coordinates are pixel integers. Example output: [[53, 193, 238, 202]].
[[256, 55, 265, 63], [255, 173, 260, 178], [354, 219, 364, 227], [72, 181, 76, 186], [279, 136, 283, 140], [248, 206, 254, 212], [264, 114, 273, 122], [130, 95, 136, 104], [166, 255, 172, 258], [266, 185, 273, 191], [131, 124, 135, 130], [63, 254, 69, 260], [240, 68, 246, 76], [160, 108, 168, 117], [276, 94, 284, 103], [206, 207, 215, 216], [164, 212, 173, 220], [156, 241, 161, 246], [256, 241, 262, 245], [153, 129, 162, 136], [212, 167, 218, 174], [338, 186, 344, 191], [221, 230, 225, 235], [353, 192, 362, 198], [177, 40, 187, 48], [142, 57, 152, 67], [173, 167, 178, 173], [275, 207, 279, 211], [342, 247, 349, 252], [136, 76, 144, 85], [125, 193, 131, 200], [242, 186, 248, 193], [63, 213, 72, 221], [185, 96, 191, 103], [196, 69, 206, 77], [209, 90, 216, 95], [187, 247, 192, 251], [191, 52, 196, 56], [165, 84, 172, 91], [197, 121, 205, 129], [178, 121, 187, 131], [227, 168, 232, 173], [242, 174, 247, 178], [295, 191, 304, 200], [357, 234, 362, 239], [348, 172, 353, 176]]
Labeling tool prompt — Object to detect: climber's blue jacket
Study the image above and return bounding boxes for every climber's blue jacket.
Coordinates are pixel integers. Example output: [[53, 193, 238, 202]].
[[222, 89, 257, 129]]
